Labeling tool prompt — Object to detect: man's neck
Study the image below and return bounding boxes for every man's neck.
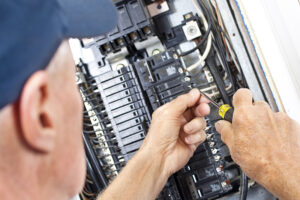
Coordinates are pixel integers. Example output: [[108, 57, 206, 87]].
[[0, 106, 65, 200]]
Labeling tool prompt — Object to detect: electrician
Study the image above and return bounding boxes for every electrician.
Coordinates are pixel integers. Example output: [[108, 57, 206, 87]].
[[0, 1, 299, 200]]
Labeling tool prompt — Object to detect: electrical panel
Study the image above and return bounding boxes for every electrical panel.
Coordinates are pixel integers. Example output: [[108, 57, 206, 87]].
[[72, 0, 277, 199]]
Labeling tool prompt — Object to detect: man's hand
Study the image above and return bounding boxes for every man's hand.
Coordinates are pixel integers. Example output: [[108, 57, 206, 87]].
[[216, 89, 300, 200], [140, 88, 210, 176], [99, 89, 210, 200]]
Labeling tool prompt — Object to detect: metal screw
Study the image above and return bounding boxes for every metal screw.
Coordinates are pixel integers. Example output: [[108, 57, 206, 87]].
[[184, 77, 191, 82], [212, 149, 218, 154], [75, 75, 80, 83], [184, 13, 192, 19], [116, 64, 125, 69], [178, 68, 183, 74], [221, 181, 227, 187], [173, 53, 178, 59], [214, 155, 221, 161], [152, 49, 161, 55], [187, 25, 197, 35]]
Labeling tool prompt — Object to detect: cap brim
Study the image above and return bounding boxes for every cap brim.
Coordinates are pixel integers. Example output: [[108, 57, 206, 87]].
[[57, 0, 118, 38]]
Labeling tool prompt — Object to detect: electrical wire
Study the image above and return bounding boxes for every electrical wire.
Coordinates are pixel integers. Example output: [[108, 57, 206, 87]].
[[203, 2, 248, 197], [200, 0, 237, 92], [208, 0, 247, 88], [239, 171, 248, 200], [183, 0, 213, 72], [180, 18, 212, 57], [210, 0, 247, 87]]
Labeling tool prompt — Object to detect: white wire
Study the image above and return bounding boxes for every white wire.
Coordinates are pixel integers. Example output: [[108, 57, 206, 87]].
[[192, 0, 208, 29], [186, 0, 213, 72]]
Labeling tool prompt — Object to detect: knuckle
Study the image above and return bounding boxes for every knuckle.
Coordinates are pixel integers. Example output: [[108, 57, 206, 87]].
[[254, 101, 270, 109], [275, 111, 287, 120], [220, 132, 229, 143], [152, 109, 159, 118], [201, 117, 207, 129], [200, 130, 206, 140], [175, 95, 186, 103], [234, 107, 248, 123], [220, 129, 231, 144], [237, 88, 251, 96], [152, 105, 165, 118], [151, 112, 157, 118], [230, 151, 239, 163], [161, 108, 170, 116], [234, 88, 250, 100], [233, 89, 252, 107], [229, 146, 241, 163]]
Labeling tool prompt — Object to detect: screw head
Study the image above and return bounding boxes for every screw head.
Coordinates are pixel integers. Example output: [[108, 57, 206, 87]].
[[173, 53, 178, 59]]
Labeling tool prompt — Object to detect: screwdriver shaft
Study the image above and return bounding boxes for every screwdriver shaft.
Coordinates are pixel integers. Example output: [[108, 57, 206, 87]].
[[199, 91, 220, 108], [199, 90, 234, 123]]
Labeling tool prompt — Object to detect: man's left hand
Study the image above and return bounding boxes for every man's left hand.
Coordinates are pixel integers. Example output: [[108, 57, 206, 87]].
[[140, 89, 210, 177]]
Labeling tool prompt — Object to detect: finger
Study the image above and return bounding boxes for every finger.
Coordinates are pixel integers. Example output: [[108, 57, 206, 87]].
[[215, 120, 233, 147], [181, 104, 207, 124], [183, 117, 206, 134], [199, 93, 211, 104], [152, 103, 168, 118], [194, 103, 210, 117], [185, 130, 206, 145], [232, 88, 253, 108], [188, 140, 205, 152], [181, 109, 194, 125], [169, 89, 201, 117], [253, 101, 271, 110]]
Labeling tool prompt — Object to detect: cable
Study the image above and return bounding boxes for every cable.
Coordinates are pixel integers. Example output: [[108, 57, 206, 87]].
[[201, 3, 248, 196], [199, 0, 237, 92], [239, 171, 248, 200], [180, 20, 212, 57], [184, 0, 213, 71], [218, 26, 247, 87]]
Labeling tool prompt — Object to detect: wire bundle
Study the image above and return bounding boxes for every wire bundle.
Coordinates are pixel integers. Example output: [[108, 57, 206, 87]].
[[184, 1, 249, 199]]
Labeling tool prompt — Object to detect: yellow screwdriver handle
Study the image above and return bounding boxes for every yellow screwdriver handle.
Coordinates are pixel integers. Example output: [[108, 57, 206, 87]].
[[218, 104, 234, 123]]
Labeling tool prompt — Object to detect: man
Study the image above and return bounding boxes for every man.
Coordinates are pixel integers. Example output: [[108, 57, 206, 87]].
[[0, 1, 299, 200]]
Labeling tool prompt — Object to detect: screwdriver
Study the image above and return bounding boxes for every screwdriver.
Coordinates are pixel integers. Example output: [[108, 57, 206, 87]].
[[200, 92, 234, 123]]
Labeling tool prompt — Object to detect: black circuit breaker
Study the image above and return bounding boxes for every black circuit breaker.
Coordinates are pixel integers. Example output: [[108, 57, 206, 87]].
[[132, 50, 237, 199], [81, 0, 153, 55], [93, 65, 152, 162], [79, 49, 239, 199], [175, 117, 235, 200], [134, 49, 190, 111], [78, 0, 243, 198]]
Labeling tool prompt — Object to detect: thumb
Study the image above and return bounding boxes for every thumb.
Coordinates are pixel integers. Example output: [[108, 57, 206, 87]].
[[169, 89, 201, 117], [215, 120, 233, 147]]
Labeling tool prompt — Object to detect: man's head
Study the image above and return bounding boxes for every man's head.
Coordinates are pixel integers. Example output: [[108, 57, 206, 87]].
[[0, 41, 85, 198], [0, 0, 117, 199]]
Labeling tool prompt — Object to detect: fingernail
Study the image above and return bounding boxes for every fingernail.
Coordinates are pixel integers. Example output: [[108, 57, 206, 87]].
[[190, 89, 199, 99], [185, 136, 192, 144], [215, 122, 221, 131], [184, 125, 192, 133], [190, 144, 197, 152]]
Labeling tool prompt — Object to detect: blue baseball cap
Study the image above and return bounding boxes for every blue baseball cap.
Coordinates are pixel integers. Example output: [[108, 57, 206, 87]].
[[0, 0, 118, 109]]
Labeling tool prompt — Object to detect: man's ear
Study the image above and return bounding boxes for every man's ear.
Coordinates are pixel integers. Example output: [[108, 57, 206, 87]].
[[19, 70, 56, 153]]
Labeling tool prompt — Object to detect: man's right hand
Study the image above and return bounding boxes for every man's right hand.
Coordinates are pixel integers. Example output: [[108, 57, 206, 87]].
[[216, 89, 300, 200]]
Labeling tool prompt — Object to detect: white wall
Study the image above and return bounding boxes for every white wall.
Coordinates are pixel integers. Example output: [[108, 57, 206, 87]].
[[236, 0, 300, 122]]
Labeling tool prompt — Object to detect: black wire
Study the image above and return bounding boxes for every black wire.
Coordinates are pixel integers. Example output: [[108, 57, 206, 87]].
[[240, 171, 248, 200], [199, 1, 248, 199], [207, 0, 246, 88], [206, 50, 231, 104], [199, 0, 237, 92], [218, 26, 248, 87], [179, 7, 213, 57]]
